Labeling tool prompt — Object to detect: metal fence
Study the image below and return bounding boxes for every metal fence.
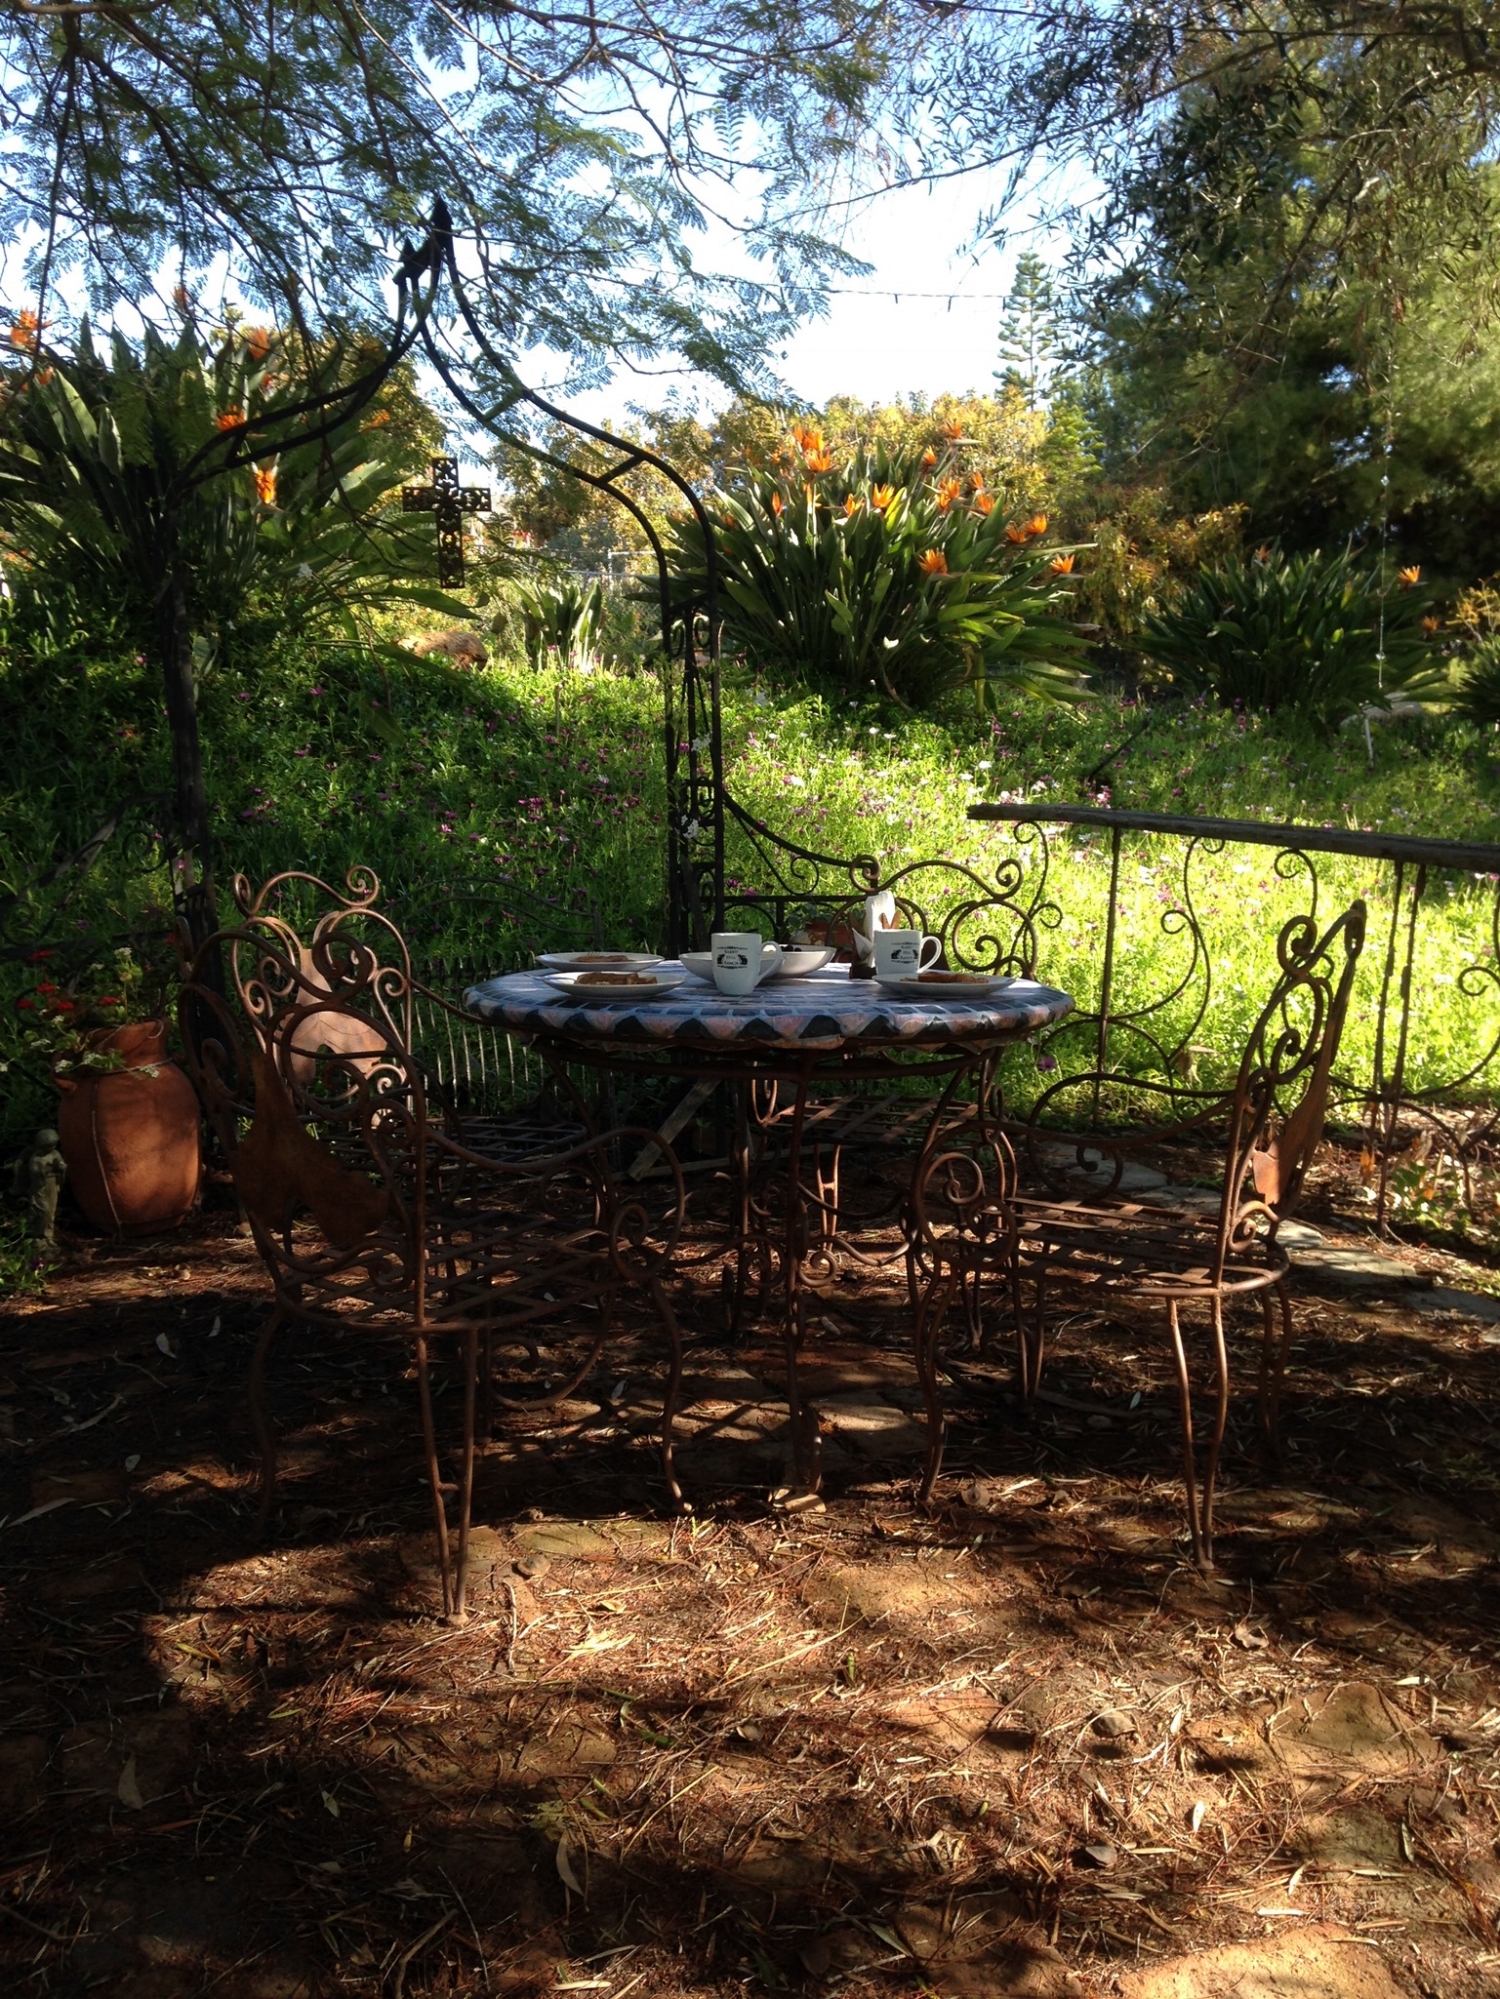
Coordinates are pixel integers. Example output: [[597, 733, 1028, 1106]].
[[713, 796, 1500, 1231], [967, 804, 1500, 1229]]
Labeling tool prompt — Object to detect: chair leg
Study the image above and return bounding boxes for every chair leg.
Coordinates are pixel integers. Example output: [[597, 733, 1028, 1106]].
[[248, 1305, 286, 1537], [651, 1276, 690, 1515], [1166, 1301, 1205, 1569], [915, 1260, 961, 1504], [452, 1324, 479, 1624], [414, 1333, 454, 1621], [1167, 1298, 1230, 1570], [1016, 1271, 1046, 1407], [1258, 1280, 1295, 1456], [1199, 1296, 1231, 1564]]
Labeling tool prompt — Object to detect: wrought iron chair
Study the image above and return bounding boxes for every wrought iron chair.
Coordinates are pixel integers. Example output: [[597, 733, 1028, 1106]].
[[178, 879, 688, 1620], [912, 900, 1367, 1566]]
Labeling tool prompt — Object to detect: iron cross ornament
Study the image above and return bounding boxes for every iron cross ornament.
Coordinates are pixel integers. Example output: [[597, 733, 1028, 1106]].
[[402, 456, 492, 587]]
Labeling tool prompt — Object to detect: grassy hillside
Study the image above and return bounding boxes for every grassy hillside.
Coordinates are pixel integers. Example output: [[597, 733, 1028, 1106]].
[[5, 625, 1500, 1155]]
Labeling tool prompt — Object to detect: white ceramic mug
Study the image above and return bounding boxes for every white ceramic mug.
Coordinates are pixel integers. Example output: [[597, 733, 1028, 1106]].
[[874, 927, 941, 982], [712, 931, 783, 996]]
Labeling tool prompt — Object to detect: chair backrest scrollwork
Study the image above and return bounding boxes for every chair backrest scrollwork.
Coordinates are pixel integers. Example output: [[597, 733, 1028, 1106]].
[[180, 912, 425, 1305], [1018, 899, 1366, 1279], [1217, 898, 1366, 1264]]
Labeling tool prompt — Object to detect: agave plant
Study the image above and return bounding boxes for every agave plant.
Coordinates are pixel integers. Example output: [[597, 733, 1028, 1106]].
[[0, 323, 456, 652], [1135, 546, 1443, 735], [512, 573, 605, 669], [667, 429, 1087, 711], [1454, 638, 1500, 727]]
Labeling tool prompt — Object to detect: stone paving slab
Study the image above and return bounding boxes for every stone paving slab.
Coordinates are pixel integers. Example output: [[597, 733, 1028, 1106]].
[[1409, 1283, 1500, 1322], [817, 1392, 926, 1457], [1287, 1244, 1425, 1288]]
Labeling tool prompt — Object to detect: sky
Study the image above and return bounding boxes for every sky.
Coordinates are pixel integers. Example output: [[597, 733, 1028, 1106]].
[[537, 167, 1076, 433], [770, 177, 1061, 409]]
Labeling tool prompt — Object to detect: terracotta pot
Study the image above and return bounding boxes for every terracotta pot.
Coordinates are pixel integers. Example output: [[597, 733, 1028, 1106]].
[[54, 1020, 201, 1235]]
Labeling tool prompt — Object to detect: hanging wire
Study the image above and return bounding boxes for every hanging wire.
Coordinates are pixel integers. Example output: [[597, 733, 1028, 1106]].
[[1366, 335, 1397, 767], [1376, 411, 1394, 693]]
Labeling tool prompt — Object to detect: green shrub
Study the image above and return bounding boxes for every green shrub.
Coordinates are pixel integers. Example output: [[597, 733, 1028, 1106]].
[[1134, 546, 1442, 734], [1454, 637, 1500, 728], [0, 322, 455, 659], [667, 429, 1087, 711], [513, 574, 606, 670]]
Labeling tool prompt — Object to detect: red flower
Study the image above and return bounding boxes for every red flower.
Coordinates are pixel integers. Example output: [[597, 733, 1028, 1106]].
[[35, 981, 57, 994], [54, 999, 75, 1012], [16, 998, 34, 1011], [25, 949, 52, 962]]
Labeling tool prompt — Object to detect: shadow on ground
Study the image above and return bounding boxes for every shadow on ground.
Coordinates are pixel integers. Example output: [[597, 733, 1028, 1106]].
[[0, 1172, 1498, 1998]]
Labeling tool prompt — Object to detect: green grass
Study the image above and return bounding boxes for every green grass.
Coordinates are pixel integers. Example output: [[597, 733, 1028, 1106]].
[[4, 627, 1500, 1183], [726, 686, 1500, 1108]]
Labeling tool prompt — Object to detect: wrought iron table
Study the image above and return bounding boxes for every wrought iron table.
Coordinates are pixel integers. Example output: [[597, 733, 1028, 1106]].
[[464, 965, 1073, 1497]]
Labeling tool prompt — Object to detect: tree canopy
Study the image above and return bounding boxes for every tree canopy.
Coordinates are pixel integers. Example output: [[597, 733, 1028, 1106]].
[[0, 0, 972, 385]]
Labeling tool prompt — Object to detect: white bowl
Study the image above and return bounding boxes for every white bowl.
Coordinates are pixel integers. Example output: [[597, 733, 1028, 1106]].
[[679, 945, 836, 982], [776, 945, 838, 979]]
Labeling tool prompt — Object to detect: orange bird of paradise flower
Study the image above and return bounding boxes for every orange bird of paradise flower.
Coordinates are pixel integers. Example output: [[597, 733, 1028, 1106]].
[[790, 420, 824, 454], [362, 407, 392, 428], [244, 326, 273, 362], [770, 491, 785, 516], [934, 477, 963, 513], [870, 484, 896, 511], [1049, 553, 1076, 574], [973, 491, 995, 516], [940, 418, 965, 440], [1025, 512, 1048, 538], [804, 449, 834, 474], [254, 466, 277, 505], [8, 310, 40, 350], [842, 493, 861, 517], [918, 549, 948, 576], [1421, 615, 1440, 632], [1397, 565, 1421, 588], [921, 447, 938, 468], [216, 408, 245, 431]]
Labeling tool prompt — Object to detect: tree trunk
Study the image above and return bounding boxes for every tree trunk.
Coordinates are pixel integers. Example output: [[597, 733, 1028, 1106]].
[[156, 530, 221, 985]]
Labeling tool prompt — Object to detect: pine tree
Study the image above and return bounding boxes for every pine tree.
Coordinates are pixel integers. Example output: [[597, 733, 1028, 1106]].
[[996, 253, 1062, 406]]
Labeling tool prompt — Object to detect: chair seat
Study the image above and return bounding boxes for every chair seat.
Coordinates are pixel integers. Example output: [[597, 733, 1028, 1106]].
[[1012, 1194, 1289, 1298]]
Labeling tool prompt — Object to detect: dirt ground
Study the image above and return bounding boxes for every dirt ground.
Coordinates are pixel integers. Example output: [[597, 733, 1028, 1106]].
[[1, 1156, 1498, 1999]]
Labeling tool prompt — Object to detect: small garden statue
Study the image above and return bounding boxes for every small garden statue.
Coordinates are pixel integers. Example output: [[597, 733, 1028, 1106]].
[[12, 1127, 67, 1247]]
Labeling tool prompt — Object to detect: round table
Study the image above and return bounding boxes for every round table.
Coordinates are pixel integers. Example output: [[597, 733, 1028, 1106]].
[[465, 964, 1073, 1497]]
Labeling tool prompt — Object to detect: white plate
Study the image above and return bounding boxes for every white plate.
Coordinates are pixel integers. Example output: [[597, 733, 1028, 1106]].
[[537, 950, 662, 970], [875, 972, 1017, 1001], [543, 967, 687, 999], [679, 945, 837, 982]]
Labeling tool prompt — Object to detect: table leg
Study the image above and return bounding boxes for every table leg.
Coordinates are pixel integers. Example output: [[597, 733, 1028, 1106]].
[[905, 1050, 1008, 1351], [778, 1061, 823, 1498]]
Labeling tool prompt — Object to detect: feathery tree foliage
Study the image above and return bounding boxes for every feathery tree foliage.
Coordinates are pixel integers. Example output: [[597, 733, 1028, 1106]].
[[0, 0, 978, 384]]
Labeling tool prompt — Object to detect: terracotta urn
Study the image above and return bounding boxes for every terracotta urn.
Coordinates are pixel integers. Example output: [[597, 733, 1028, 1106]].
[[54, 1020, 201, 1235]]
